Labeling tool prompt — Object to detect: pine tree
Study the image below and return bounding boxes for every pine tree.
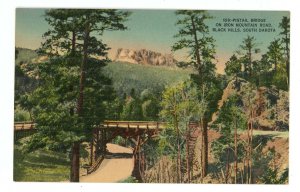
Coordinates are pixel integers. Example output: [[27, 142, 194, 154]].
[[279, 16, 290, 88], [225, 54, 242, 88], [211, 94, 246, 183], [160, 80, 206, 182], [238, 35, 260, 80], [24, 9, 130, 182], [172, 10, 221, 177], [267, 39, 284, 73]]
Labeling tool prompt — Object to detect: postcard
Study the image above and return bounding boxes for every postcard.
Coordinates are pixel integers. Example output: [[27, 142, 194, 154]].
[[13, 8, 289, 185]]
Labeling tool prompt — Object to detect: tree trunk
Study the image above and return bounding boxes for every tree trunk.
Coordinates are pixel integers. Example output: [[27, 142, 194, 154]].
[[190, 16, 203, 85], [72, 30, 76, 54], [70, 23, 90, 183], [248, 48, 252, 78], [90, 136, 94, 166], [246, 108, 254, 184], [249, 109, 254, 184], [201, 118, 208, 177], [77, 28, 89, 115], [69, 29, 80, 182], [246, 121, 250, 183], [225, 147, 230, 184], [285, 33, 290, 88], [234, 116, 238, 184], [70, 142, 80, 182], [176, 124, 182, 183], [186, 122, 190, 182]]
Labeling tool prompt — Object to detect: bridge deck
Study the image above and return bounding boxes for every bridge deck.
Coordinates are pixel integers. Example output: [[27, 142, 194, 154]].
[[14, 121, 35, 131], [101, 121, 166, 130], [14, 121, 168, 131]]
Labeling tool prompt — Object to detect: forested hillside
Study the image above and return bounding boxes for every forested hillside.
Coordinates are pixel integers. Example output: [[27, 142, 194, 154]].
[[15, 48, 191, 97], [103, 62, 191, 96]]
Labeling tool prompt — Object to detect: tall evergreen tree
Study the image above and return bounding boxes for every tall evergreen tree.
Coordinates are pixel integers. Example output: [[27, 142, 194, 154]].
[[24, 9, 130, 182], [267, 39, 284, 73], [160, 80, 205, 182], [225, 54, 242, 83], [279, 16, 290, 88], [211, 94, 246, 183], [172, 10, 222, 177], [255, 54, 272, 87], [238, 35, 260, 80]]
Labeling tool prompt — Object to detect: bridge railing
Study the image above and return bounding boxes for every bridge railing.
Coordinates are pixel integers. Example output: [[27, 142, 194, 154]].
[[14, 121, 35, 131], [102, 121, 167, 130], [86, 155, 105, 175], [14, 121, 199, 131]]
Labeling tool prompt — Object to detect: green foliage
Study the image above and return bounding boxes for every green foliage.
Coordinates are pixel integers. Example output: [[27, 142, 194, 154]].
[[14, 106, 31, 121], [19, 9, 131, 156], [256, 149, 288, 184], [118, 176, 139, 183], [267, 39, 284, 71], [225, 54, 241, 77], [212, 94, 247, 132], [22, 58, 78, 150], [103, 62, 191, 121], [173, 10, 217, 103], [226, 17, 290, 91], [260, 167, 287, 184], [120, 97, 143, 120], [159, 80, 205, 158], [172, 10, 215, 69], [142, 100, 158, 121], [200, 75, 225, 120], [14, 146, 69, 181], [38, 9, 131, 57], [15, 48, 38, 66], [104, 97, 124, 120], [172, 10, 223, 127], [160, 80, 204, 124], [272, 66, 288, 90], [140, 89, 160, 120], [103, 62, 191, 96], [157, 128, 178, 158], [279, 16, 290, 87], [119, 89, 161, 121], [142, 138, 162, 169], [14, 48, 39, 103], [112, 136, 127, 146], [237, 35, 260, 80], [211, 94, 247, 165]]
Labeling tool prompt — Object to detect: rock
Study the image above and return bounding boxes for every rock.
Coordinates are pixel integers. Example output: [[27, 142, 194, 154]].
[[114, 48, 177, 66], [212, 77, 289, 131]]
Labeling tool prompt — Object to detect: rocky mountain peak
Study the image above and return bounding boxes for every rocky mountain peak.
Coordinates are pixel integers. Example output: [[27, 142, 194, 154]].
[[114, 48, 177, 66]]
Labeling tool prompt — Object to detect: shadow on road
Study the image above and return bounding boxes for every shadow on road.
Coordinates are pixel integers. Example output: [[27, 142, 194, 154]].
[[105, 152, 133, 159]]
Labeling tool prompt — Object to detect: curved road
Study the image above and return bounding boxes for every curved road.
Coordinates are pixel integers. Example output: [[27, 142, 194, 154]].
[[80, 143, 134, 183]]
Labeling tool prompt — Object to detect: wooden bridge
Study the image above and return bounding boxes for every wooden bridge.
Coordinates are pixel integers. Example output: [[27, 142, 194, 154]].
[[88, 121, 167, 177], [14, 120, 199, 182], [14, 121, 35, 131], [14, 121, 166, 131], [13, 120, 168, 181], [14, 121, 36, 140]]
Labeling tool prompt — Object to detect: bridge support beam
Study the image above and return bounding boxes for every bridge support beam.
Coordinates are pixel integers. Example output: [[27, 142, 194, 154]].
[[90, 129, 107, 166], [132, 135, 146, 182]]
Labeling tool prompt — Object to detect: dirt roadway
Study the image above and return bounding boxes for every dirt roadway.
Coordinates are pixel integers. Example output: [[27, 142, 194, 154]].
[[80, 143, 134, 183]]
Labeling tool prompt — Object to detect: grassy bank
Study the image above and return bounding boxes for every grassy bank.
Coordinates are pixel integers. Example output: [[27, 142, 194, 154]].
[[14, 146, 70, 182]]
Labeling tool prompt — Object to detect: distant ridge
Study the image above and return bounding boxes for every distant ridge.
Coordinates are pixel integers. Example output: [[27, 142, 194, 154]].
[[114, 48, 177, 67]]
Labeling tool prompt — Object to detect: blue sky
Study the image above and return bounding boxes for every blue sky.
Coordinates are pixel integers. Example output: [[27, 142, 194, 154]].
[[16, 9, 289, 73]]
